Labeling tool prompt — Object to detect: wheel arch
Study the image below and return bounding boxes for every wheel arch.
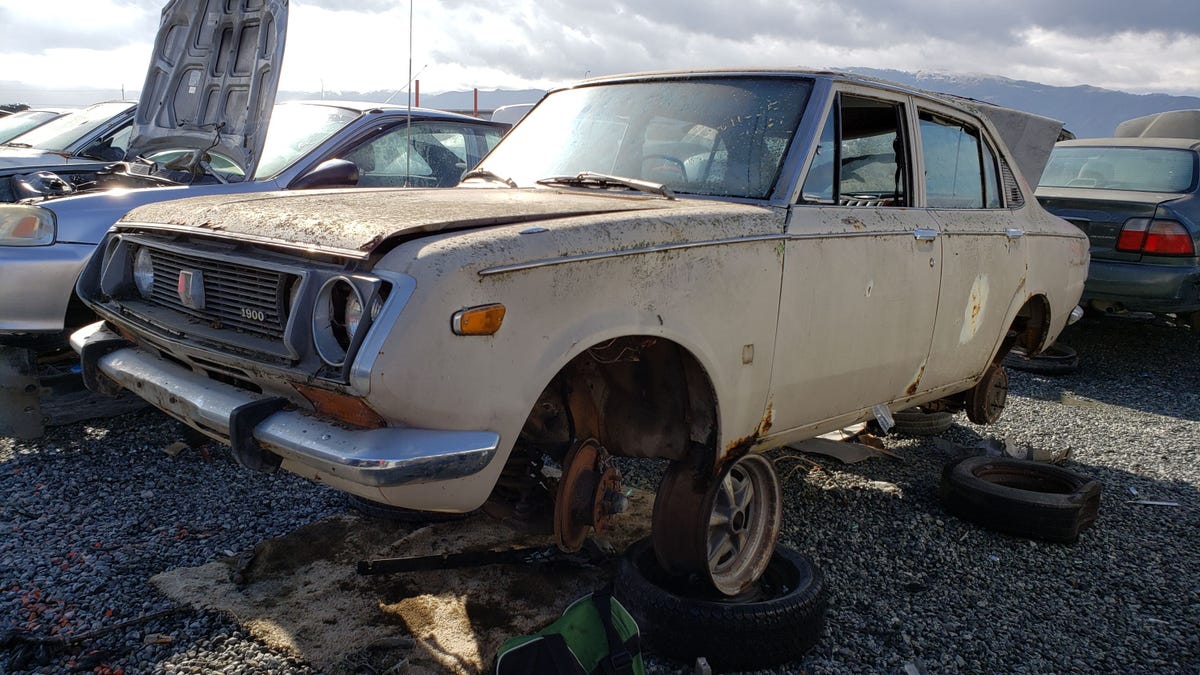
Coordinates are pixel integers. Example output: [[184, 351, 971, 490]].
[[516, 332, 722, 473]]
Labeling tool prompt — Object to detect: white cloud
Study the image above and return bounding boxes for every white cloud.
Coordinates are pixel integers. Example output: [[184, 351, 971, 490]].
[[0, 0, 1197, 99]]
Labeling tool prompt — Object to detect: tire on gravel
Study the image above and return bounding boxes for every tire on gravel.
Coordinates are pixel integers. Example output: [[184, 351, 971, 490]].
[[1003, 343, 1079, 375], [346, 494, 476, 522], [891, 408, 954, 436], [939, 456, 1100, 543], [614, 538, 827, 671]]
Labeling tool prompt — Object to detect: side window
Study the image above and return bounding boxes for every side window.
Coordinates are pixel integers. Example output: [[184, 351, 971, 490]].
[[342, 123, 474, 188], [918, 111, 989, 209], [799, 94, 909, 206], [980, 139, 1003, 208]]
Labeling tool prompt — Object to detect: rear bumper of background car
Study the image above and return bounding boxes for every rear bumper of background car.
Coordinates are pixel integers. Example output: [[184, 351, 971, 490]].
[[1082, 258, 1200, 314], [70, 321, 500, 490]]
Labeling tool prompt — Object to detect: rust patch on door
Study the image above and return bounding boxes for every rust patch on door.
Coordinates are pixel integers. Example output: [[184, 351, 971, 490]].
[[906, 363, 926, 396]]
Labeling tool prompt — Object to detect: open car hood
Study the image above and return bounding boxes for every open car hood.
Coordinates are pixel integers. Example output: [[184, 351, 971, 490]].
[[125, 0, 287, 180]]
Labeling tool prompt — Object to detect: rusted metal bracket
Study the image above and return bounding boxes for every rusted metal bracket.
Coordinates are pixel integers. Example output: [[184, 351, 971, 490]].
[[0, 346, 43, 440], [356, 540, 612, 576]]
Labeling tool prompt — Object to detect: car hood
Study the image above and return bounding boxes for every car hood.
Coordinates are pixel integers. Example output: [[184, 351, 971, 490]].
[[0, 148, 76, 169], [125, 0, 287, 179], [117, 187, 740, 254]]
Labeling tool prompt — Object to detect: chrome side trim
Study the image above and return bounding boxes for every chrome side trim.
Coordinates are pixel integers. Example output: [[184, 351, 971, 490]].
[[349, 271, 416, 394], [72, 323, 498, 489], [477, 233, 789, 277]]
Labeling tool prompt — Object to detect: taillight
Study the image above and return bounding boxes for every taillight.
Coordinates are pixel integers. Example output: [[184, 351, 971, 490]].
[[1116, 218, 1195, 256]]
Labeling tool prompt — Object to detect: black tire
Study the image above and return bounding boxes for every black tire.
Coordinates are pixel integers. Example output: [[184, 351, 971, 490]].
[[1003, 343, 1079, 375], [891, 408, 954, 436], [346, 494, 476, 523], [939, 456, 1101, 543], [614, 538, 827, 671]]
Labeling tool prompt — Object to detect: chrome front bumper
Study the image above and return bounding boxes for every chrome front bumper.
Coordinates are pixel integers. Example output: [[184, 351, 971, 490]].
[[70, 322, 500, 488]]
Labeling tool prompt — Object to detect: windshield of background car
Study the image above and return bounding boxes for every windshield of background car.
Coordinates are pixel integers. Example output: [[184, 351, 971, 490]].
[[478, 77, 813, 199], [9, 102, 131, 152], [253, 104, 361, 179], [0, 111, 60, 144], [1040, 146, 1197, 193]]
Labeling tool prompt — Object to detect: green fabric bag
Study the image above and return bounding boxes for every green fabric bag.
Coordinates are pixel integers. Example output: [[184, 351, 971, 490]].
[[493, 587, 644, 675]]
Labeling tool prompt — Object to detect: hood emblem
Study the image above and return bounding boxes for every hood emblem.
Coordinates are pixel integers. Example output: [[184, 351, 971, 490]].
[[177, 269, 206, 310]]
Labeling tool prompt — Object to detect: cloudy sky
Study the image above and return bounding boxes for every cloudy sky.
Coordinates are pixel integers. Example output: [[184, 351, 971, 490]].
[[1, 0, 1198, 99]]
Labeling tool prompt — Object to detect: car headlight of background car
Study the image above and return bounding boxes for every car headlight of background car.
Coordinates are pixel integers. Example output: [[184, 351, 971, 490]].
[[0, 205, 56, 246]]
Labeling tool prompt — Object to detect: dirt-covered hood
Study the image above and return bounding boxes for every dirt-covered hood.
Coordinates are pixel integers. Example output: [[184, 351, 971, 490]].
[[118, 187, 721, 253]]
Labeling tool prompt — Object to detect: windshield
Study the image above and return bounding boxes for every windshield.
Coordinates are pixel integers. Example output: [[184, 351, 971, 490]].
[[10, 102, 131, 152], [476, 77, 813, 199], [0, 111, 61, 144], [253, 104, 361, 179], [1040, 146, 1197, 193]]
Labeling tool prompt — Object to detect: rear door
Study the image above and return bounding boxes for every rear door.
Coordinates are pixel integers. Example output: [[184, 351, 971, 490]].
[[917, 102, 1028, 388]]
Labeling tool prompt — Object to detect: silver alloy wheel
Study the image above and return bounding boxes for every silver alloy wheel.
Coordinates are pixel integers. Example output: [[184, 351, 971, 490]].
[[707, 454, 782, 593], [652, 452, 783, 596]]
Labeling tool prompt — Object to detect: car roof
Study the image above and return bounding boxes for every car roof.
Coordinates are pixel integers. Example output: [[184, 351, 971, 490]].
[[1055, 137, 1200, 151], [279, 100, 509, 126]]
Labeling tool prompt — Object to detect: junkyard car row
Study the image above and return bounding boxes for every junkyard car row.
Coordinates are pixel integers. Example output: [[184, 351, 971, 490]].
[[68, 67, 1088, 597], [0, 0, 505, 438]]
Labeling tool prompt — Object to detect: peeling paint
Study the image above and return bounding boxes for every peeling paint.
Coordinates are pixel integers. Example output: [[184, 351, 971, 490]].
[[959, 275, 990, 344]]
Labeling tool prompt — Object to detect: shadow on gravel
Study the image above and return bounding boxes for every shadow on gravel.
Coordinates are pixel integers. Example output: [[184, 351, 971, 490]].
[[1023, 315, 1200, 422]]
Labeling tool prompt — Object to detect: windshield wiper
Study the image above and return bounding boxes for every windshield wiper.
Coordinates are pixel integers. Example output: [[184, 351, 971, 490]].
[[2, 142, 32, 149], [460, 168, 517, 188], [536, 171, 675, 199]]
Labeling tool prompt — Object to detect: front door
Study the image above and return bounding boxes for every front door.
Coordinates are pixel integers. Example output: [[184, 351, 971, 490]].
[[768, 90, 941, 434]]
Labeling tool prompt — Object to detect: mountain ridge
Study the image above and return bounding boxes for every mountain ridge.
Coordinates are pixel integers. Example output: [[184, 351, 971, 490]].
[[4, 72, 1199, 139]]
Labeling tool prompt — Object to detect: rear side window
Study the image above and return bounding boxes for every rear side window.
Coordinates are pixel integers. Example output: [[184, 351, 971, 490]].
[[1039, 146, 1196, 193], [918, 111, 1002, 209]]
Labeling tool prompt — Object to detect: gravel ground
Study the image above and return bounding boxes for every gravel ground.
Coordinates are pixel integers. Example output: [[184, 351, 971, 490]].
[[2, 314, 1198, 674]]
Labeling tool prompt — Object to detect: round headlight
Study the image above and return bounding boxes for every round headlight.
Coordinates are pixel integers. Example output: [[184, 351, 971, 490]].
[[313, 277, 363, 366], [345, 294, 364, 337], [133, 247, 155, 298], [345, 294, 385, 338]]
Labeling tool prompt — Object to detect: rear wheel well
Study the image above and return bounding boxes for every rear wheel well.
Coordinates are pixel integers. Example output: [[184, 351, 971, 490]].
[[1001, 295, 1051, 360]]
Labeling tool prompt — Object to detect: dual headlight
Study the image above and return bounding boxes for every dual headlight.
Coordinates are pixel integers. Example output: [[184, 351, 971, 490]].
[[0, 205, 56, 246], [313, 277, 382, 367]]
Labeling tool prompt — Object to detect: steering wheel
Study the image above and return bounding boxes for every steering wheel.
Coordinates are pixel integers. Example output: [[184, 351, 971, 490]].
[[642, 154, 688, 182]]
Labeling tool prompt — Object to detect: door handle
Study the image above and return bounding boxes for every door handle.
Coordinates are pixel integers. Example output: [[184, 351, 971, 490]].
[[1005, 228, 1025, 240], [913, 228, 938, 241]]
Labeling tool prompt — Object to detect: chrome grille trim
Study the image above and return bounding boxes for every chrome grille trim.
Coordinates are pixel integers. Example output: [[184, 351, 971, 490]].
[[143, 247, 289, 340]]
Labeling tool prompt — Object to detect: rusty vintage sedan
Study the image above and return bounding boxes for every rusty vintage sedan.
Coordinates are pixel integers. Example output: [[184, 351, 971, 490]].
[[71, 69, 1087, 595]]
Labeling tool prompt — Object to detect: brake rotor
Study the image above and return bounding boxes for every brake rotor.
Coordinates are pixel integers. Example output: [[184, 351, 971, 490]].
[[554, 438, 623, 552]]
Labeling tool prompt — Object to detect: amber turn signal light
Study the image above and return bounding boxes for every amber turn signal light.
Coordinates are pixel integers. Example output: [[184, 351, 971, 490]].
[[452, 303, 506, 335]]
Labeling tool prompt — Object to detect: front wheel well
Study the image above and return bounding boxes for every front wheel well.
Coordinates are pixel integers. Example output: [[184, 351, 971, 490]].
[[517, 336, 718, 467]]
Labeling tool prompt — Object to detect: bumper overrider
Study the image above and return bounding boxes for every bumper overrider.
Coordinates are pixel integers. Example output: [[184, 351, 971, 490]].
[[70, 321, 500, 490]]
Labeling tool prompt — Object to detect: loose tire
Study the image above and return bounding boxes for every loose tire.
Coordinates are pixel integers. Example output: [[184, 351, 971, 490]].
[[891, 408, 954, 436], [346, 494, 475, 523], [939, 456, 1100, 543], [615, 538, 827, 672], [1003, 343, 1079, 375]]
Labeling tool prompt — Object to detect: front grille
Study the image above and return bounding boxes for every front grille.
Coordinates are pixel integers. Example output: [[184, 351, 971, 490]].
[[145, 247, 290, 340]]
